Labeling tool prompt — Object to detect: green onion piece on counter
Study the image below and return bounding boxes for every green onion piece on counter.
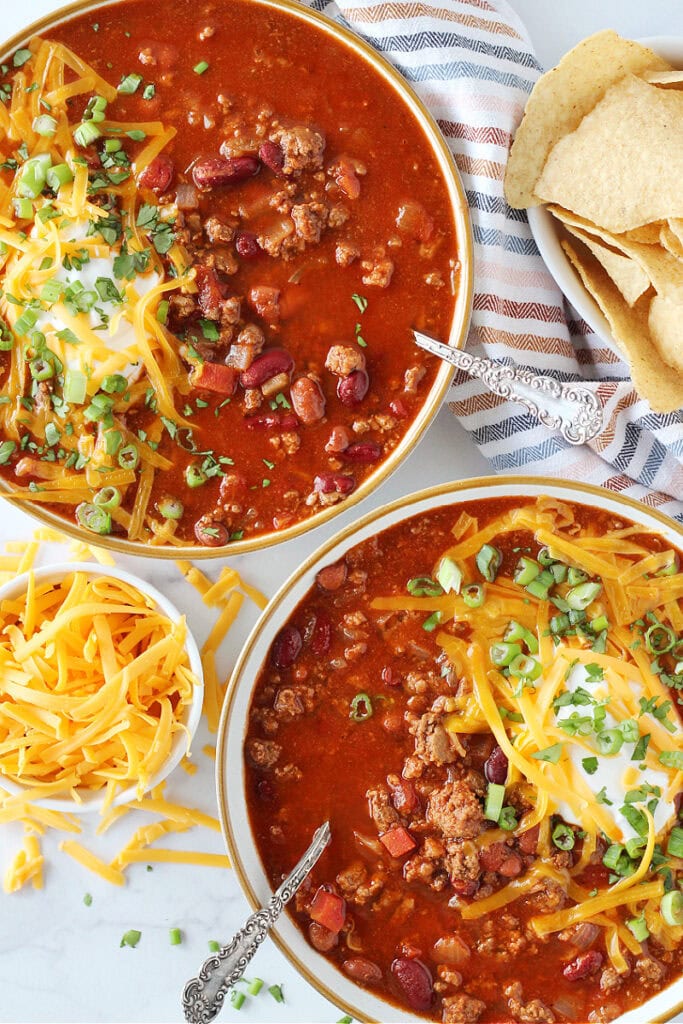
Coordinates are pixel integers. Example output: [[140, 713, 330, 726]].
[[626, 915, 650, 942], [551, 823, 575, 851], [504, 619, 539, 654], [169, 928, 182, 946], [63, 369, 87, 405], [93, 486, 121, 511], [338, 1017, 354, 1024], [118, 444, 140, 470], [462, 583, 484, 608], [566, 581, 603, 611], [29, 356, 54, 381], [32, 114, 57, 136], [268, 985, 284, 1004], [46, 162, 74, 190], [74, 120, 101, 147], [498, 806, 517, 831], [119, 929, 141, 948], [76, 502, 112, 536], [118, 72, 142, 94], [532, 743, 562, 764], [157, 496, 184, 520], [185, 463, 207, 488], [230, 990, 245, 1010], [644, 623, 676, 655], [436, 556, 462, 594], [489, 641, 522, 668], [349, 692, 373, 722], [247, 979, 263, 996], [422, 611, 441, 632], [567, 566, 588, 586], [667, 826, 683, 859], [596, 729, 624, 757], [484, 783, 505, 822], [83, 893, 92, 907], [661, 891, 683, 927], [208, 940, 220, 952], [476, 543, 502, 582], [513, 556, 539, 586], [509, 653, 542, 681]]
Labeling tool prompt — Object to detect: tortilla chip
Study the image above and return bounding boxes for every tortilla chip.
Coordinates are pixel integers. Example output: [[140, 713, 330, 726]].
[[625, 223, 665, 245], [504, 31, 669, 209], [659, 224, 683, 259], [537, 76, 683, 232], [668, 219, 683, 248], [559, 223, 650, 306], [549, 203, 683, 304], [642, 69, 683, 85], [649, 296, 683, 373], [561, 238, 683, 413]]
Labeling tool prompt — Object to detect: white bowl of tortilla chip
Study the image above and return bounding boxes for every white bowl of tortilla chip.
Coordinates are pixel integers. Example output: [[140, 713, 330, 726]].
[[510, 33, 683, 414]]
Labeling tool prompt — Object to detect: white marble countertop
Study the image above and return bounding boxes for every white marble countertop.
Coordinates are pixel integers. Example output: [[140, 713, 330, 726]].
[[1, 2, 682, 1023]]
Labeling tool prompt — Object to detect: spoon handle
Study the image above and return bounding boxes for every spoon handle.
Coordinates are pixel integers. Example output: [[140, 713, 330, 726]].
[[413, 330, 603, 445], [182, 822, 331, 1024]]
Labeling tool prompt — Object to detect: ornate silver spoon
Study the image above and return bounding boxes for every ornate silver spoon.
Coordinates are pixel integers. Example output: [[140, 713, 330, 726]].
[[182, 821, 331, 1023], [413, 330, 603, 445]]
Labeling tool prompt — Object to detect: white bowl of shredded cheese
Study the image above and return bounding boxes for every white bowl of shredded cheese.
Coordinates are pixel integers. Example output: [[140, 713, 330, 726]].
[[0, 562, 203, 813]]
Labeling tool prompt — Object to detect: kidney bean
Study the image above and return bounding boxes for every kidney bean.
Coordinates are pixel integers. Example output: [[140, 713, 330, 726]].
[[290, 376, 326, 425], [341, 441, 382, 464], [219, 472, 247, 504], [499, 853, 523, 877], [192, 155, 260, 190], [310, 612, 332, 656], [389, 398, 408, 418], [381, 666, 401, 687], [337, 369, 369, 407], [256, 778, 275, 803], [139, 153, 174, 195], [343, 958, 382, 985], [325, 425, 351, 453], [240, 348, 294, 388], [245, 411, 299, 431], [194, 520, 229, 547], [517, 824, 540, 856], [388, 777, 418, 815], [235, 230, 260, 259], [271, 625, 302, 669], [390, 958, 433, 1013], [309, 922, 338, 953], [313, 473, 355, 495], [259, 140, 284, 173], [316, 561, 347, 592], [563, 950, 603, 982], [451, 877, 479, 897], [484, 745, 508, 785]]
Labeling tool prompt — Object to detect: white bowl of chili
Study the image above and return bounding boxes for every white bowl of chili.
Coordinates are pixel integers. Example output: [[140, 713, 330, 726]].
[[218, 475, 683, 1024], [0, 562, 204, 813], [0, 0, 473, 559]]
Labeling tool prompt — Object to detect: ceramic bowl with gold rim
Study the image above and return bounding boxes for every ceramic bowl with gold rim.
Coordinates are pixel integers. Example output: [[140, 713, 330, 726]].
[[217, 476, 683, 1024], [0, 0, 472, 559]]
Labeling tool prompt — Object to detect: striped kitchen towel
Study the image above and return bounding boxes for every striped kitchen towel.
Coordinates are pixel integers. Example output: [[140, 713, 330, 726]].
[[309, 0, 683, 523]]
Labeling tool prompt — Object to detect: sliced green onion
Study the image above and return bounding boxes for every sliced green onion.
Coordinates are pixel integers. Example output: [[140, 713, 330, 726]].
[[104, 429, 123, 455], [93, 486, 121, 511], [32, 114, 57, 136], [74, 120, 101, 147], [118, 444, 139, 470], [667, 826, 683, 859], [185, 463, 207, 488], [489, 641, 522, 668], [40, 278, 63, 304], [76, 502, 112, 535], [18, 154, 51, 198], [644, 623, 675, 654], [63, 369, 87, 405], [157, 496, 184, 520], [0, 318, 13, 351], [602, 844, 625, 871], [268, 984, 284, 1003], [567, 566, 588, 586], [208, 940, 221, 952], [537, 546, 555, 566], [550, 613, 570, 635], [476, 543, 502, 582], [119, 929, 141, 948], [118, 72, 143, 94], [156, 299, 169, 324], [14, 308, 39, 336], [566, 581, 603, 611], [83, 892, 93, 907], [504, 619, 539, 654], [29, 356, 54, 381], [625, 836, 647, 859], [509, 653, 542, 681], [626, 915, 650, 942], [618, 719, 639, 743], [406, 575, 443, 597], [44, 422, 60, 447], [590, 614, 609, 633], [513, 556, 539, 586], [46, 162, 74, 190], [655, 554, 679, 577], [532, 743, 562, 764], [484, 783, 505, 822], [661, 890, 683, 927], [194, 60, 210, 74], [551, 823, 575, 851], [659, 750, 683, 771], [621, 804, 647, 837], [596, 729, 624, 756], [550, 562, 567, 584], [422, 611, 441, 632], [0, 440, 17, 465], [230, 991, 245, 1010], [247, 978, 263, 996], [498, 806, 518, 831], [101, 373, 127, 394], [169, 927, 182, 946], [350, 692, 373, 722], [462, 583, 484, 608], [582, 756, 598, 775], [436, 556, 462, 594]]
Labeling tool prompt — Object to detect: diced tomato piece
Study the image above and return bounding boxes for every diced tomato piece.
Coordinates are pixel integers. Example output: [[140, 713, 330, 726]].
[[191, 362, 237, 395], [309, 886, 346, 935], [380, 826, 417, 858]]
